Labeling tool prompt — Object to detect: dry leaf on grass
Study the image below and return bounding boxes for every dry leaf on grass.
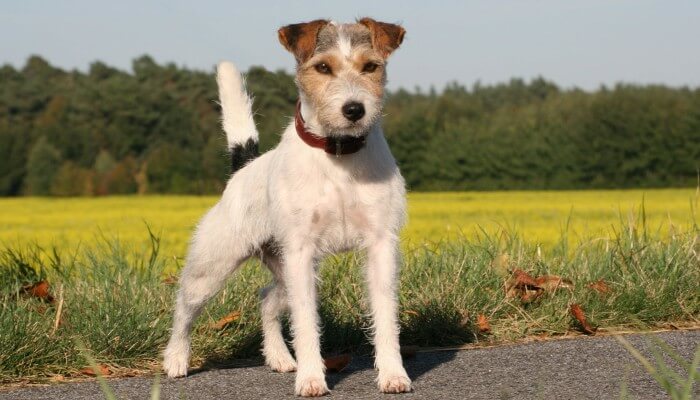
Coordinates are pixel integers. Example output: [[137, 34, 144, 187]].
[[22, 281, 55, 304], [403, 310, 419, 317], [476, 314, 491, 333], [324, 354, 351, 373], [210, 311, 241, 330], [505, 270, 573, 302], [569, 303, 597, 335], [587, 280, 611, 294], [80, 364, 112, 376], [520, 289, 544, 303], [507, 269, 539, 289], [504, 269, 541, 300], [535, 275, 574, 291], [162, 275, 178, 285]]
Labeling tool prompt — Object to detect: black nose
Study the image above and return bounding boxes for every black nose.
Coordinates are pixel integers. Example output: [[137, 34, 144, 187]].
[[341, 102, 365, 122]]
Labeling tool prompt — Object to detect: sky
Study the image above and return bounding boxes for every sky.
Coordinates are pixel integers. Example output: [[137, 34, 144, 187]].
[[1, 0, 699, 91]]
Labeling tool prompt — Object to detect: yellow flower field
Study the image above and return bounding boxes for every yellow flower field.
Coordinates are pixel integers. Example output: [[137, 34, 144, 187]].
[[0, 189, 697, 259]]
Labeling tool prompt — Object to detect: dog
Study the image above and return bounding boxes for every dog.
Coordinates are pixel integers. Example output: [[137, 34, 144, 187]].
[[162, 18, 409, 397]]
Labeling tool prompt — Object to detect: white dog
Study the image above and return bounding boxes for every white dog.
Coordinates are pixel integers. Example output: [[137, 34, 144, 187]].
[[163, 18, 410, 397]]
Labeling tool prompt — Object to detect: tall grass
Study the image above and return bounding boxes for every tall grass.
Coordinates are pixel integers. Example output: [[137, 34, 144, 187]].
[[617, 336, 700, 400], [1, 217, 698, 383]]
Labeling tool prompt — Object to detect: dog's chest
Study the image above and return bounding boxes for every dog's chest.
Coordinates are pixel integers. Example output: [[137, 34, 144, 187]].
[[304, 177, 388, 251]]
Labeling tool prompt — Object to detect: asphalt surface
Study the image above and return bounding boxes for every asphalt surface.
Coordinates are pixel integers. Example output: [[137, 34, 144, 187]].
[[2, 331, 698, 400]]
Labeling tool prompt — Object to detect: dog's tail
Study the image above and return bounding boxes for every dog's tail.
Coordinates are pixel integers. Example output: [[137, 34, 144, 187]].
[[217, 61, 259, 174]]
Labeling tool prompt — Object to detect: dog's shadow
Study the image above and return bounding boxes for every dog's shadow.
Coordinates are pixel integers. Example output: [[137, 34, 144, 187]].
[[325, 303, 472, 389], [324, 348, 459, 390], [187, 331, 266, 376], [190, 303, 474, 386]]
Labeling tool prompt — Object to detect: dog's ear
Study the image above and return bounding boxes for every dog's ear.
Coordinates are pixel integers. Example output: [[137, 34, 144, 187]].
[[358, 18, 405, 58], [278, 20, 329, 63]]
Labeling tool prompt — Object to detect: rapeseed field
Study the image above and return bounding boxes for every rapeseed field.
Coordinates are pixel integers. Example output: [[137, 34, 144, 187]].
[[0, 189, 696, 258]]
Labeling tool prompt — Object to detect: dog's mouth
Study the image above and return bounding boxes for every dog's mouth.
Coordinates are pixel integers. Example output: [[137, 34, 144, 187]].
[[326, 114, 379, 137], [331, 122, 371, 137]]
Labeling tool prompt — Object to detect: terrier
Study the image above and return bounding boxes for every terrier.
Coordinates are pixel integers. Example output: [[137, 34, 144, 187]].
[[163, 18, 410, 397]]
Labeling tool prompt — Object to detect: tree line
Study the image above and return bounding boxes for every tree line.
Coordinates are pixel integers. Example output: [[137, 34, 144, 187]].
[[1, 55, 698, 196]]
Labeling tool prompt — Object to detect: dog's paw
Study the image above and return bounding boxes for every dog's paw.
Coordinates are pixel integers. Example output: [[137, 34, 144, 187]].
[[378, 373, 412, 394], [266, 354, 297, 373], [163, 346, 189, 378], [295, 376, 329, 397]]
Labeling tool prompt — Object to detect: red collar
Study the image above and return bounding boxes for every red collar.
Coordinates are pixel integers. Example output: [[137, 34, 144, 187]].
[[295, 101, 367, 156]]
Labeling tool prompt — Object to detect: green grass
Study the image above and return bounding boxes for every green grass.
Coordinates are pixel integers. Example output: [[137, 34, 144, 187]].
[[617, 336, 700, 400], [1, 215, 698, 384]]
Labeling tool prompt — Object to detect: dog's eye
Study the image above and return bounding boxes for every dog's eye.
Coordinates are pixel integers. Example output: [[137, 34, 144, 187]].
[[362, 62, 379, 73], [314, 63, 332, 75]]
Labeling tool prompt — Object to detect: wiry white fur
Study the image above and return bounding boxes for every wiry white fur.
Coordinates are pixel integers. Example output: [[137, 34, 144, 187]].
[[163, 59, 411, 396], [217, 61, 258, 147], [337, 28, 353, 58]]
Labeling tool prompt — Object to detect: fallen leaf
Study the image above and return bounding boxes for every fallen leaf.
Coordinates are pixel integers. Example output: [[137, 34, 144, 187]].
[[22, 281, 55, 304], [504, 269, 541, 299], [505, 270, 573, 302], [520, 288, 545, 303], [162, 274, 178, 285], [210, 311, 241, 330], [400, 345, 418, 359], [535, 275, 574, 292], [587, 280, 611, 294], [324, 354, 351, 373], [569, 303, 596, 335], [510, 269, 540, 287], [403, 310, 419, 317], [477, 314, 491, 333], [80, 364, 111, 377]]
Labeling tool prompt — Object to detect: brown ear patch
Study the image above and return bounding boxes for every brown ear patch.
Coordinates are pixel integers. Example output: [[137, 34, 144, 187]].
[[278, 19, 329, 63], [358, 18, 405, 58]]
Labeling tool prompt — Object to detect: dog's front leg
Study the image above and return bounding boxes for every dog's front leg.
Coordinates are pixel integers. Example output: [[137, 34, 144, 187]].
[[283, 245, 328, 397], [366, 237, 412, 393]]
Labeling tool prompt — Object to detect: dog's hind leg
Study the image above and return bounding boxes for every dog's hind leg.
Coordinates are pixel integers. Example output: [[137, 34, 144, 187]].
[[260, 250, 297, 372], [162, 205, 252, 378]]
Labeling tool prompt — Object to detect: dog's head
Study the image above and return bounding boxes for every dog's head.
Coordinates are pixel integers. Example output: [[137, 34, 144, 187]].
[[278, 18, 405, 137]]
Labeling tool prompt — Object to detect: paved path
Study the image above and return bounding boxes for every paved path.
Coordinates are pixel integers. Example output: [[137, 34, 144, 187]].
[[2, 331, 698, 399]]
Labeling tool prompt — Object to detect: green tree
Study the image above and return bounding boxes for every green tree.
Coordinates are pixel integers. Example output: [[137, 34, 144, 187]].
[[50, 161, 93, 196], [1, 56, 699, 195], [24, 136, 62, 195]]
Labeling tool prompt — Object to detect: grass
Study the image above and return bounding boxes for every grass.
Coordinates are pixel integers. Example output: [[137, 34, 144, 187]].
[[1, 210, 698, 384], [617, 336, 700, 400], [0, 189, 696, 260]]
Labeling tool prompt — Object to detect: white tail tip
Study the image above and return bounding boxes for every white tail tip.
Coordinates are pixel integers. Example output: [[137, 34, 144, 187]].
[[216, 61, 258, 148]]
